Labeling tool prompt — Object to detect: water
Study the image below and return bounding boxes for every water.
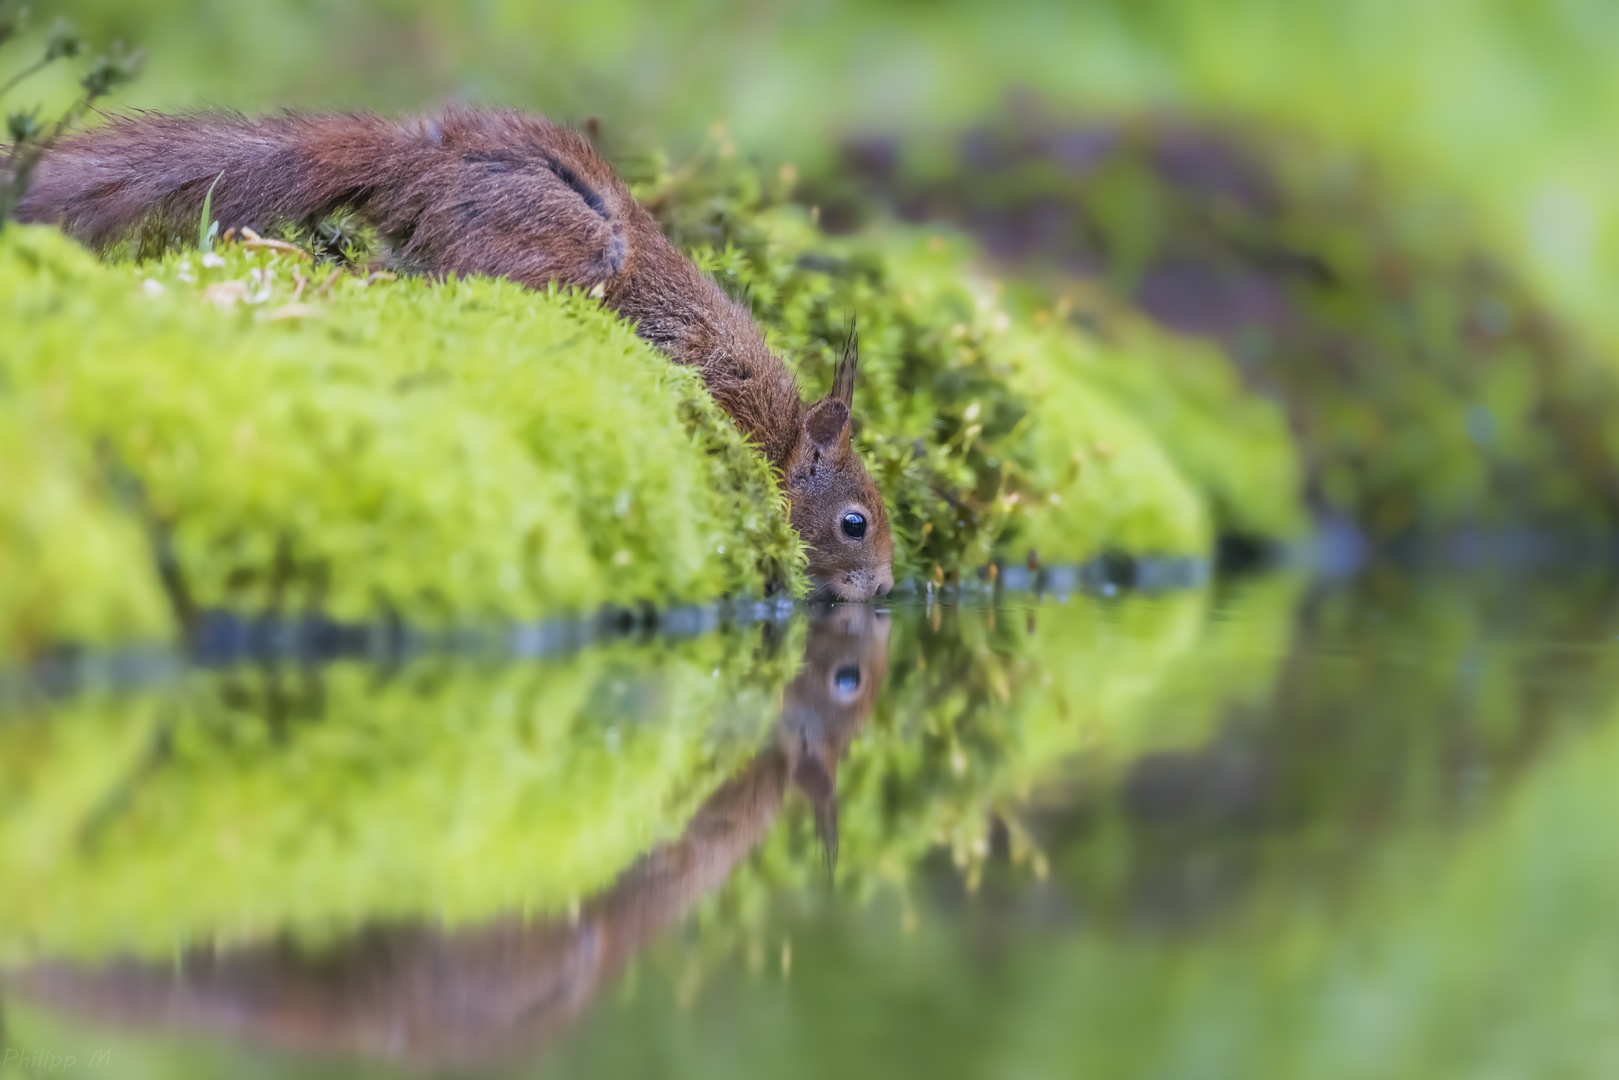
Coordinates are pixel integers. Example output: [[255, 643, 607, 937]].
[[6, 568, 1619, 1078]]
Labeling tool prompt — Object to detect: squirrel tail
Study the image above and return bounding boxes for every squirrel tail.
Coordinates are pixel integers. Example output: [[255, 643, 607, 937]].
[[14, 110, 405, 250]]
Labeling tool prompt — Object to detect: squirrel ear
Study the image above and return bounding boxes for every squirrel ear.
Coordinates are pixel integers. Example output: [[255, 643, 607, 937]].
[[832, 319, 858, 408], [800, 320, 858, 457], [804, 398, 851, 450]]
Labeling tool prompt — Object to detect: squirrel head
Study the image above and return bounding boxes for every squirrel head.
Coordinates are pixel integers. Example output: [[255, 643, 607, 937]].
[[784, 336, 895, 602]]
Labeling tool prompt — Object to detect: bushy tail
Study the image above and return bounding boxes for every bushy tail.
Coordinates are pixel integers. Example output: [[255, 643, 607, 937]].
[[14, 110, 408, 251]]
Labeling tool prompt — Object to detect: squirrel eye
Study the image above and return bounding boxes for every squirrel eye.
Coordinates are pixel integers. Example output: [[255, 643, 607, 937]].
[[841, 511, 867, 540]]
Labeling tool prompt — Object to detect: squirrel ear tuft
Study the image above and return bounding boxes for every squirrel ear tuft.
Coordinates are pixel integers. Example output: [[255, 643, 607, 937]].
[[814, 791, 839, 878], [832, 318, 858, 408], [804, 398, 850, 449], [792, 756, 839, 877]]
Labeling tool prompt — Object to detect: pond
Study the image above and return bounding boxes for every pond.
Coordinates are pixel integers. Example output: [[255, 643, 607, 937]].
[[5, 566, 1619, 1079]]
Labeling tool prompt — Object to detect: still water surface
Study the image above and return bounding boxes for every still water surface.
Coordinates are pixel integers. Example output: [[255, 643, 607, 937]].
[[6, 569, 1619, 1078]]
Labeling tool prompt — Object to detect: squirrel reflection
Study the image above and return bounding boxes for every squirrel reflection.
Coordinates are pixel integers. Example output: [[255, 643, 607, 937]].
[[10, 605, 890, 1068]]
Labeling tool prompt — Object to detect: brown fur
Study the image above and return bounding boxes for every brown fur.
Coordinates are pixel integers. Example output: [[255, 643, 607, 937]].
[[5, 607, 893, 1067], [14, 107, 893, 599]]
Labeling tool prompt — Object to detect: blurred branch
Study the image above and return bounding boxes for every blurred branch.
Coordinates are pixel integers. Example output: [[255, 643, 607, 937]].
[[0, 15, 81, 99], [0, 6, 142, 227], [0, 2, 27, 50]]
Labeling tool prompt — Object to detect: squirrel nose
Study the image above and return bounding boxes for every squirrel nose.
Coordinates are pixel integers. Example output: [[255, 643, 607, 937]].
[[874, 581, 892, 598]]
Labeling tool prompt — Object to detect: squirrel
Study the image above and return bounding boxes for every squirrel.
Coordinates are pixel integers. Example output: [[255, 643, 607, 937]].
[[13, 107, 895, 600]]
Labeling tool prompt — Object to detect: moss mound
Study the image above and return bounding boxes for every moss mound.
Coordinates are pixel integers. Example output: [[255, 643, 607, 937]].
[[0, 226, 802, 655], [1002, 294, 1306, 545], [634, 147, 1303, 579], [3, 144, 1315, 657], [0, 398, 173, 657]]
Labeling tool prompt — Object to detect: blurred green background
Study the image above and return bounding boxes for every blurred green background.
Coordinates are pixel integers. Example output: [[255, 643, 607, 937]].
[[18, 0, 1619, 342]]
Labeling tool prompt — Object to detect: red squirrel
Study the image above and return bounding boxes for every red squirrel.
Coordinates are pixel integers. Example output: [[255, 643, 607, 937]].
[[15, 107, 895, 600]]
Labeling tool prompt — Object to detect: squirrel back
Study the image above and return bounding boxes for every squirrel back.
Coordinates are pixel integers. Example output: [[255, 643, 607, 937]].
[[17, 108, 894, 599]]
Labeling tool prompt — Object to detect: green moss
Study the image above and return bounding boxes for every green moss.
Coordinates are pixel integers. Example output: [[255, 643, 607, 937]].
[[995, 320, 1211, 562], [0, 226, 802, 650], [0, 397, 172, 657], [1008, 293, 1307, 542]]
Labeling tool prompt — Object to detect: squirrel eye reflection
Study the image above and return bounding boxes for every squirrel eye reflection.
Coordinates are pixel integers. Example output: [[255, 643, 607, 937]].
[[841, 512, 867, 540], [833, 665, 861, 694]]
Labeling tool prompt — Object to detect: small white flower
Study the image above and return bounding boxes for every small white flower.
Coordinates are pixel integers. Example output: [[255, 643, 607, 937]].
[[200, 252, 226, 269], [203, 280, 248, 308], [245, 266, 274, 303], [142, 279, 165, 297]]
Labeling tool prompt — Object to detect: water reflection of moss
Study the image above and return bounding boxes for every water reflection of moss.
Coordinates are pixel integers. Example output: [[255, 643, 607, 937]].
[[582, 686, 1619, 1080], [522, 576, 1619, 1080], [523, 711, 1619, 1080], [0, 579, 1306, 1072], [1008, 575, 1619, 932], [22, 704, 1619, 1079], [704, 578, 1302, 946], [640, 572, 1619, 1024], [0, 624, 798, 963], [12, 578, 1619, 1076]]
